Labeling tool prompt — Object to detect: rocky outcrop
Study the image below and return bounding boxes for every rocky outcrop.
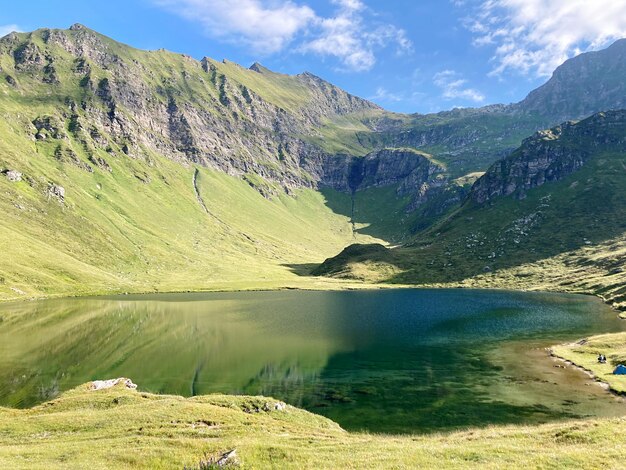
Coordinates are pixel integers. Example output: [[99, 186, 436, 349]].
[[314, 148, 450, 212], [90, 378, 137, 391], [470, 111, 626, 204], [318, 148, 445, 194], [293, 71, 380, 124], [48, 184, 65, 202]]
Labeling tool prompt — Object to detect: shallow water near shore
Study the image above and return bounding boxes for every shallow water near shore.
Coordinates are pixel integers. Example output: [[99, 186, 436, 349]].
[[0, 289, 624, 433]]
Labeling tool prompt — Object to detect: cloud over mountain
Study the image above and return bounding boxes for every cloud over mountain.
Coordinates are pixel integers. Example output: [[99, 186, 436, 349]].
[[465, 0, 626, 77], [154, 0, 410, 71]]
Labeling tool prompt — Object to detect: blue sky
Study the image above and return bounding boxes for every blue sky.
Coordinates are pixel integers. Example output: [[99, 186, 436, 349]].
[[2, 0, 626, 113]]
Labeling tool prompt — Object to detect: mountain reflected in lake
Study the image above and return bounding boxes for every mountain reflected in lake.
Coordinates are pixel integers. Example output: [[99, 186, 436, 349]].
[[0, 289, 624, 433]]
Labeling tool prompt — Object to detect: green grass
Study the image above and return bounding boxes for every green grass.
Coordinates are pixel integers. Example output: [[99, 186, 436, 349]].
[[316, 115, 626, 311], [552, 332, 626, 394], [307, 111, 388, 155], [206, 59, 313, 113], [0, 152, 385, 300], [320, 185, 415, 244], [0, 26, 397, 301], [2, 381, 626, 469]]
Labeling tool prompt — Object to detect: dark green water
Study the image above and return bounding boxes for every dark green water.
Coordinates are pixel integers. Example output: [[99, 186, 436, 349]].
[[0, 289, 624, 433]]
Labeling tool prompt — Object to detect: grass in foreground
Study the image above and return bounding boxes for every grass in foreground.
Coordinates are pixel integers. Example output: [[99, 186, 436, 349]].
[[1, 380, 626, 469]]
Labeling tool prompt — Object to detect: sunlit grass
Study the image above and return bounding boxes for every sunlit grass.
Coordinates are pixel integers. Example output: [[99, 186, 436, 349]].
[[1, 381, 626, 469]]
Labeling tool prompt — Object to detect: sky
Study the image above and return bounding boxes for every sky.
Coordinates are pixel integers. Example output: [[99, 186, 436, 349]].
[[2, 0, 626, 114]]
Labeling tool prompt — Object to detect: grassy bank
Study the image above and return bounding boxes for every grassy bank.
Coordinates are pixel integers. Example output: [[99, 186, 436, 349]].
[[552, 332, 626, 394], [1, 380, 626, 469]]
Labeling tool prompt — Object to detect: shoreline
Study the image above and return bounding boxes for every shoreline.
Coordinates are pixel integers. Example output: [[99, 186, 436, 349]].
[[1, 278, 621, 311], [549, 349, 616, 394], [549, 336, 626, 399]]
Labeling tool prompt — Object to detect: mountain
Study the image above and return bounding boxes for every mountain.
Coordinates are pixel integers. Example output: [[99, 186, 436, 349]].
[[516, 39, 626, 121], [0, 25, 390, 300], [315, 111, 626, 310], [0, 24, 383, 193], [1, 24, 626, 301], [356, 39, 626, 178]]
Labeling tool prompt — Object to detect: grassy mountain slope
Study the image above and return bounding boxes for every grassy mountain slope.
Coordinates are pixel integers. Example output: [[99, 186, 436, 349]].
[[315, 111, 626, 309], [1, 381, 625, 469], [0, 26, 399, 301], [0, 130, 383, 301], [0, 153, 383, 301], [4, 26, 626, 304]]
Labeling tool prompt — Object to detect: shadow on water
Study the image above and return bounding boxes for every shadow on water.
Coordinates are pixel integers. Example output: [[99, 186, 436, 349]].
[[0, 289, 624, 434]]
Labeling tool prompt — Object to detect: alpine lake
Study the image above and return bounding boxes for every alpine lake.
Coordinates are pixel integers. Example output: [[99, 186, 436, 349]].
[[0, 289, 624, 434]]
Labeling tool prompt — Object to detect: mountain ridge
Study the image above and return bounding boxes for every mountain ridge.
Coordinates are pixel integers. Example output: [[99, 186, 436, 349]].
[[316, 110, 626, 310], [2, 24, 626, 301]]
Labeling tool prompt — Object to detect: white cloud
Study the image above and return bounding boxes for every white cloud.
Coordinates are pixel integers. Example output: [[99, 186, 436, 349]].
[[369, 87, 403, 102], [433, 70, 485, 103], [301, 0, 375, 71], [155, 0, 315, 53], [464, 0, 626, 77], [297, 0, 412, 72], [0, 24, 20, 38], [154, 0, 411, 71]]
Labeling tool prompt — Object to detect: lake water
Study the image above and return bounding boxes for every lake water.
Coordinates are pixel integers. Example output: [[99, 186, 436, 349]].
[[0, 289, 624, 433]]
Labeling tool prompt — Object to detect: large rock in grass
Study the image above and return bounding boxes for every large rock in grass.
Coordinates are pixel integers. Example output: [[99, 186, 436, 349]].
[[3, 169, 22, 182], [89, 378, 137, 391]]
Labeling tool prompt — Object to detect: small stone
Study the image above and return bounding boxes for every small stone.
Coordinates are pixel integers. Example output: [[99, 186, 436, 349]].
[[263, 401, 287, 412], [3, 170, 22, 182], [216, 450, 238, 467], [48, 184, 65, 202]]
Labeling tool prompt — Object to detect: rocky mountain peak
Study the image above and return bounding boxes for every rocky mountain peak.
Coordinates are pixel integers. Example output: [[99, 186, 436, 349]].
[[249, 62, 266, 73], [517, 38, 626, 121]]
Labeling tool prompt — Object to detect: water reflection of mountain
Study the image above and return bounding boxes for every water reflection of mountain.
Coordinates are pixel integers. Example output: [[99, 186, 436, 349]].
[[0, 292, 360, 407]]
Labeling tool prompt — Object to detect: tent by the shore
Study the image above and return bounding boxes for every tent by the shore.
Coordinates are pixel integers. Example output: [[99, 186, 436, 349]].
[[613, 365, 626, 375]]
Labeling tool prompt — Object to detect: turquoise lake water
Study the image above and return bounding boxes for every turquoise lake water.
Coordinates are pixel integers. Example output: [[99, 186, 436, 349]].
[[0, 289, 624, 433]]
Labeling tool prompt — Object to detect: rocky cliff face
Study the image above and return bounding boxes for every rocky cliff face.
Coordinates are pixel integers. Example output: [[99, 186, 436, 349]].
[[0, 25, 382, 196], [317, 148, 448, 210], [356, 39, 626, 177], [0, 25, 462, 215], [470, 110, 626, 204]]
